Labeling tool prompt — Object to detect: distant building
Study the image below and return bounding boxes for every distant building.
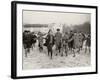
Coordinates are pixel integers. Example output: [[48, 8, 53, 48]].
[[23, 24, 49, 33]]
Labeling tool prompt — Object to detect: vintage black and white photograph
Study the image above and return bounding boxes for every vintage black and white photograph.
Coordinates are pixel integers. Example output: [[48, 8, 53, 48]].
[[11, 1, 97, 79], [22, 10, 91, 69]]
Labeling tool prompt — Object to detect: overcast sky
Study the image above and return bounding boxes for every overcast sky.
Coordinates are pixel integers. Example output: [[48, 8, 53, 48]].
[[23, 10, 90, 25]]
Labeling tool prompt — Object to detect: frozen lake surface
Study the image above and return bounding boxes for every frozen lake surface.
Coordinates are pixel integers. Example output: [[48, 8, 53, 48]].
[[23, 43, 91, 70]]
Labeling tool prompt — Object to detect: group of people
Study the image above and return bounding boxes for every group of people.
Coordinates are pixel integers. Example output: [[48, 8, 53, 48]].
[[23, 29, 91, 59]]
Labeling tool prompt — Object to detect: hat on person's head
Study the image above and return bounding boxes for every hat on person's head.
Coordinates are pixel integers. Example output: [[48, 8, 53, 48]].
[[24, 30, 28, 32], [38, 31, 41, 35], [27, 30, 30, 32], [31, 31, 34, 34], [57, 28, 60, 31], [24, 30, 30, 33], [70, 30, 73, 32]]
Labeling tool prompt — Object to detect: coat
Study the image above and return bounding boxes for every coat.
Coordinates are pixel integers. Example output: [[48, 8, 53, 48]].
[[62, 34, 69, 47], [55, 32, 62, 48], [70, 33, 83, 49], [86, 36, 91, 47], [31, 34, 37, 44], [68, 33, 74, 48], [38, 35, 44, 47], [44, 34, 55, 47], [44, 34, 55, 51], [23, 33, 33, 49]]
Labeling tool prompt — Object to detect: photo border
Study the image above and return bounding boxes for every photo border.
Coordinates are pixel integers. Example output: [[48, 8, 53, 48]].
[[11, 1, 98, 79]]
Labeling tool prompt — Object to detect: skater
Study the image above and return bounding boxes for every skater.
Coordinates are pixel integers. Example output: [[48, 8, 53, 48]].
[[45, 29, 55, 59], [23, 30, 33, 57], [31, 32, 37, 50], [61, 32, 69, 56], [68, 30, 74, 57], [55, 28, 62, 56], [38, 32, 44, 52], [85, 34, 91, 53]]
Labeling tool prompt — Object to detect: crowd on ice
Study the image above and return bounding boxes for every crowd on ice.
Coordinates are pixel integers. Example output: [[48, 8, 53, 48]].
[[23, 28, 91, 59]]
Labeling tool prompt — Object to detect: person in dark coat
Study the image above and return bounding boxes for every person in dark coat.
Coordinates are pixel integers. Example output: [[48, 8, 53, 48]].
[[37, 32, 44, 52], [31, 32, 37, 49], [68, 30, 74, 51], [68, 30, 78, 57], [85, 34, 91, 53], [44, 29, 55, 59], [55, 29, 62, 56], [23, 30, 32, 57]]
